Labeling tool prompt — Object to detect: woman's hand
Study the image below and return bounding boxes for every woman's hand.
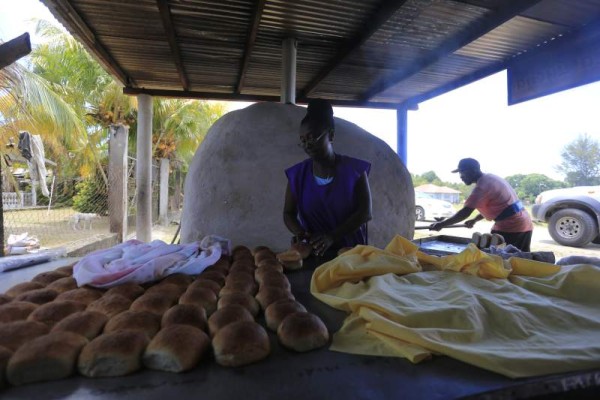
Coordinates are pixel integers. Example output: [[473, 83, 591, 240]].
[[310, 233, 335, 256]]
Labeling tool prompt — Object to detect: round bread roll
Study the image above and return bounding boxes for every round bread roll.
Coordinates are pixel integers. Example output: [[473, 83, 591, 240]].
[[105, 282, 145, 300], [225, 270, 254, 285], [0, 294, 12, 306], [54, 265, 74, 276], [27, 300, 87, 328], [0, 345, 12, 389], [46, 276, 78, 293], [291, 242, 313, 259], [256, 259, 283, 272], [217, 292, 260, 317], [145, 283, 186, 301], [51, 311, 108, 340], [143, 324, 210, 372], [0, 320, 49, 351], [265, 299, 307, 331], [203, 264, 229, 276], [231, 245, 252, 261], [0, 301, 38, 323], [207, 304, 254, 338], [159, 273, 194, 288], [78, 330, 149, 377], [219, 279, 258, 297], [252, 245, 270, 255], [197, 270, 226, 287], [87, 294, 132, 318], [6, 331, 88, 386], [212, 321, 270, 367], [161, 304, 207, 331], [211, 256, 231, 272], [189, 279, 221, 296], [56, 287, 103, 305], [277, 312, 329, 352], [255, 286, 295, 311], [104, 310, 161, 339], [14, 288, 59, 305], [179, 287, 217, 315], [254, 248, 276, 265], [31, 270, 69, 285], [130, 292, 176, 316], [258, 271, 291, 290], [276, 250, 303, 271], [6, 282, 45, 298]]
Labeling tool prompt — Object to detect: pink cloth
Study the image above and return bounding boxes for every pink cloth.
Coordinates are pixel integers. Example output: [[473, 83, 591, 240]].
[[73, 239, 222, 288], [465, 173, 533, 233]]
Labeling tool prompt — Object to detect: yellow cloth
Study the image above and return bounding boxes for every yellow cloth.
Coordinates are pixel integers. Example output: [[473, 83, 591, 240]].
[[310, 235, 600, 378]]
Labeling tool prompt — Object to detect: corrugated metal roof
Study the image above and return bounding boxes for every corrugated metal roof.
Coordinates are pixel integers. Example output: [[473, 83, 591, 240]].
[[41, 0, 600, 108]]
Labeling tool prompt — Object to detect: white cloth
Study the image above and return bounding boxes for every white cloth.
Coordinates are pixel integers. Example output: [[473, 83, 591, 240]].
[[28, 134, 49, 197]]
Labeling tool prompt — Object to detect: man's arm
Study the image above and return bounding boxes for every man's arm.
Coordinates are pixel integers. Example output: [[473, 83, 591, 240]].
[[429, 206, 475, 231]]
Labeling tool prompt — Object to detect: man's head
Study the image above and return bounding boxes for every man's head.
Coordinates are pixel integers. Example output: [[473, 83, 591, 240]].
[[452, 158, 481, 185]]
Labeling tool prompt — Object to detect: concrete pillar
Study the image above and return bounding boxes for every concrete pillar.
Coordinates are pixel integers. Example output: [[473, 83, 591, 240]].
[[396, 107, 408, 166], [159, 158, 170, 225], [136, 94, 153, 242], [108, 124, 129, 242], [281, 37, 297, 104]]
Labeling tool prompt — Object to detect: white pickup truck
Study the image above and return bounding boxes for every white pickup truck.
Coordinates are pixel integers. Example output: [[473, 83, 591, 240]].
[[531, 186, 600, 247]]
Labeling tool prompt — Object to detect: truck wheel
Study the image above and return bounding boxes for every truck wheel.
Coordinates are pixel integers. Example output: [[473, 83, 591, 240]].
[[548, 209, 597, 247], [416, 206, 425, 221]]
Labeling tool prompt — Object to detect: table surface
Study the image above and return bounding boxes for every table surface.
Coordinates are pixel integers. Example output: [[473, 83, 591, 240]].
[[0, 257, 599, 400]]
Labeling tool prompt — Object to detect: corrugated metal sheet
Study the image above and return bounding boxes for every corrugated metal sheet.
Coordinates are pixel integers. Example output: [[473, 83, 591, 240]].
[[41, 0, 600, 106]]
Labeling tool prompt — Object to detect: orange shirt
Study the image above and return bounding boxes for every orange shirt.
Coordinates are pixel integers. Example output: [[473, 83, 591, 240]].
[[464, 173, 533, 233]]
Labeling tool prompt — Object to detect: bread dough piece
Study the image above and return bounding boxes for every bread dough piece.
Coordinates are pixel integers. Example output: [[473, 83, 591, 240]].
[[87, 294, 132, 318], [0, 301, 38, 323], [46, 277, 78, 293], [105, 282, 145, 300], [5, 282, 45, 298], [207, 304, 254, 338], [78, 330, 149, 377], [0, 320, 49, 351], [54, 265, 74, 276], [32, 270, 69, 285], [27, 300, 87, 328], [14, 288, 59, 305], [277, 312, 329, 352], [51, 311, 109, 340], [130, 292, 177, 316], [161, 304, 207, 331], [0, 294, 11, 306], [6, 331, 88, 385], [217, 292, 260, 317], [103, 310, 161, 339], [56, 287, 103, 305], [212, 321, 270, 367], [265, 299, 307, 331], [143, 324, 210, 372]]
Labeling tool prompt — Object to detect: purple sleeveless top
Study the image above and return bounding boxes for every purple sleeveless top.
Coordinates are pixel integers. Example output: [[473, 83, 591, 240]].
[[285, 154, 371, 248]]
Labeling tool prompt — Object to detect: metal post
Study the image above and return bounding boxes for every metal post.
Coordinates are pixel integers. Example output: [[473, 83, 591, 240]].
[[281, 37, 297, 104], [159, 158, 169, 226], [136, 94, 153, 242], [109, 124, 129, 242], [396, 107, 408, 166]]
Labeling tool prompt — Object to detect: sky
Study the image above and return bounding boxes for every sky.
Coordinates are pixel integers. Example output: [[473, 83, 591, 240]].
[[3, 0, 600, 184]]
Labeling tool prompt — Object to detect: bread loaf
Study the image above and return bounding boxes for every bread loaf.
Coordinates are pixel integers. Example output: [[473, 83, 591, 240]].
[[255, 286, 295, 311], [5, 281, 45, 297], [276, 250, 303, 270], [14, 288, 59, 305], [217, 292, 260, 317], [78, 330, 149, 377], [46, 276, 78, 293], [105, 282, 145, 300], [27, 300, 87, 328], [87, 293, 132, 318], [212, 321, 270, 367], [161, 304, 207, 331], [277, 312, 329, 352], [265, 299, 307, 331], [207, 304, 254, 338], [6, 331, 88, 385], [0, 320, 49, 351], [0, 301, 38, 323], [56, 287, 103, 305], [103, 310, 161, 339], [31, 270, 69, 285], [179, 287, 217, 316], [51, 311, 108, 340], [130, 292, 177, 316], [143, 324, 210, 372]]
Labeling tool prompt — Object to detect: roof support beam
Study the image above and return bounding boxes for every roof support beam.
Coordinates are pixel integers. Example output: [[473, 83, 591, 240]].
[[236, 0, 267, 94], [361, 0, 543, 101], [157, 0, 190, 91], [0, 33, 31, 70], [298, 0, 410, 101], [41, 0, 135, 87]]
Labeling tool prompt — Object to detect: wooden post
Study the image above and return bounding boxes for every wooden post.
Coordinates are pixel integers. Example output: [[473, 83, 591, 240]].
[[108, 124, 129, 242], [173, 168, 182, 211], [136, 94, 153, 242], [159, 158, 169, 225]]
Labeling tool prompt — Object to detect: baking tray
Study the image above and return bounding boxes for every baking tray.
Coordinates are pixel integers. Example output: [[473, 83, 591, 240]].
[[412, 235, 472, 256]]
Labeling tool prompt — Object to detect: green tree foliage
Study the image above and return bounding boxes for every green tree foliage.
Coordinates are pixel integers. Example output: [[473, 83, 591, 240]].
[[72, 174, 108, 215], [412, 171, 442, 187], [506, 173, 566, 203], [557, 133, 600, 186]]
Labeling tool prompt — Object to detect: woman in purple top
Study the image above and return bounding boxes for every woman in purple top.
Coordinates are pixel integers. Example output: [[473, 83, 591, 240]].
[[284, 99, 372, 258]]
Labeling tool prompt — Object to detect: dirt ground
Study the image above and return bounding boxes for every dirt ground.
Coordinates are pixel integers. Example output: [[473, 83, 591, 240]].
[[414, 219, 600, 260]]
